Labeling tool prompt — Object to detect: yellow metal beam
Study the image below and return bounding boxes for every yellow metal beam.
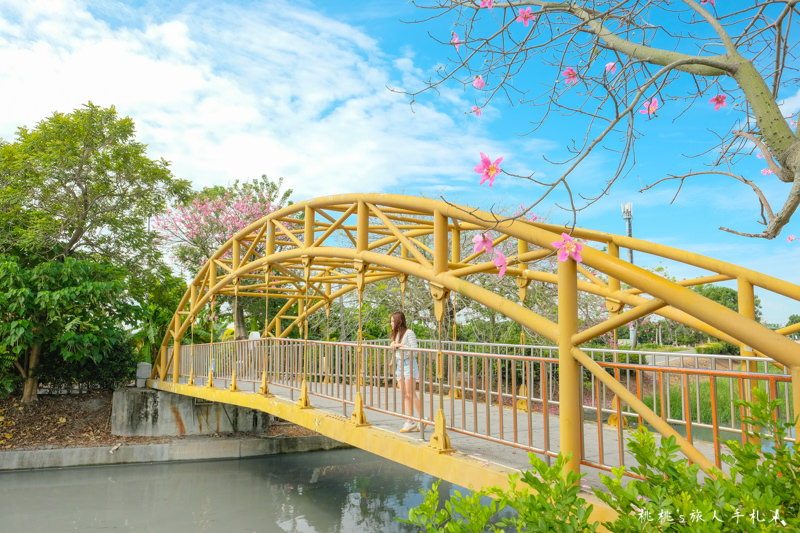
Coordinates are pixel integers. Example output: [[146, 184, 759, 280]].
[[558, 258, 581, 479]]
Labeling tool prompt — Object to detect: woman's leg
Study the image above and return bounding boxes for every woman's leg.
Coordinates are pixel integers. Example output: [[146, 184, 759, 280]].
[[402, 376, 414, 416], [402, 377, 422, 418]]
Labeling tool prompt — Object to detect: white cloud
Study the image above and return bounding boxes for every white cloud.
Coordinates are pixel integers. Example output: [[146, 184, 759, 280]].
[[0, 0, 494, 200], [779, 88, 800, 117]]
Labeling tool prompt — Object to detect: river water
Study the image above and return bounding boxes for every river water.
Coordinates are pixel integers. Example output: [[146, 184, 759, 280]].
[[0, 448, 462, 532]]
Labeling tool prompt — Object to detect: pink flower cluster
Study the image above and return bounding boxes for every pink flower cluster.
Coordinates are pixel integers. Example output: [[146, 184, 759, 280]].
[[562, 67, 578, 85], [640, 97, 659, 116], [516, 7, 536, 26], [552, 233, 583, 262], [472, 233, 508, 276], [475, 152, 503, 187], [154, 191, 277, 269]]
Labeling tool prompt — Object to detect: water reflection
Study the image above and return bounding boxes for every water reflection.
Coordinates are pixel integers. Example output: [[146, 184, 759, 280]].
[[0, 448, 461, 532]]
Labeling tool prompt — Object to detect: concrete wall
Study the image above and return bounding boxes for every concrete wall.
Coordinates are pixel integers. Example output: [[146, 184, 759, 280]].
[[0, 435, 348, 471], [112, 388, 270, 437]]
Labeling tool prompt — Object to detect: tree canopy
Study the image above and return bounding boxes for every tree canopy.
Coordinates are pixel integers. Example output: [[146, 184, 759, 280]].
[[154, 174, 291, 275], [0, 102, 191, 267]]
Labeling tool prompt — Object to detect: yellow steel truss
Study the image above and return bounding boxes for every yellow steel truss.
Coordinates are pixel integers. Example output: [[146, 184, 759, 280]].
[[152, 193, 800, 483]]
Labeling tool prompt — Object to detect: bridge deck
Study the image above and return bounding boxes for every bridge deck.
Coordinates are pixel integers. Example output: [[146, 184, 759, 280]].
[[159, 372, 721, 492]]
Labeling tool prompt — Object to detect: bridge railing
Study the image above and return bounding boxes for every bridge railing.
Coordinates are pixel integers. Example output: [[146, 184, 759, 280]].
[[165, 339, 794, 476]]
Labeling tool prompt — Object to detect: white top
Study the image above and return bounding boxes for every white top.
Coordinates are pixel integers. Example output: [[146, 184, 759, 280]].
[[395, 329, 418, 362]]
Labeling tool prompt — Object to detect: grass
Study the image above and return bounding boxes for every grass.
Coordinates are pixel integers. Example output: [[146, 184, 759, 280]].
[[641, 376, 794, 428], [641, 377, 739, 427]]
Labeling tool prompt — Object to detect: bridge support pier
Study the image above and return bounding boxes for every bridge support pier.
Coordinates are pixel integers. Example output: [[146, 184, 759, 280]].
[[112, 388, 270, 437]]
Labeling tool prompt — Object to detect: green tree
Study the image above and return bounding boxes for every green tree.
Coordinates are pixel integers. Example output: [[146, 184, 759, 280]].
[[0, 256, 136, 401], [787, 314, 800, 340], [693, 284, 763, 321], [0, 103, 190, 400], [690, 284, 763, 353], [0, 102, 190, 269], [129, 267, 187, 363]]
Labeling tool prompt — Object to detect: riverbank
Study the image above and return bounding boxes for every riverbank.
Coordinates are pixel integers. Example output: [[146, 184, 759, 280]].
[[0, 390, 347, 471]]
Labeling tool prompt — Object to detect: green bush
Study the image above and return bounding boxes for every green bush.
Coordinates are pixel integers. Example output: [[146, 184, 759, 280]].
[[636, 342, 662, 350], [696, 342, 723, 354], [696, 342, 740, 355], [401, 453, 596, 533], [36, 335, 138, 392], [402, 389, 799, 531], [0, 373, 20, 399]]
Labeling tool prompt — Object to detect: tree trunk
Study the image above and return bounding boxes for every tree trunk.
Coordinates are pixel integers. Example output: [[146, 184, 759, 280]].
[[339, 293, 347, 341], [21, 343, 42, 403], [235, 303, 247, 340]]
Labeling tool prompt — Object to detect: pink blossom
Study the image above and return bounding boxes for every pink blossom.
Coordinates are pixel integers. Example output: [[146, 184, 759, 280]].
[[605, 62, 617, 74], [471, 105, 482, 117], [552, 233, 584, 262], [472, 233, 493, 256], [493, 251, 508, 277], [516, 7, 536, 26], [756, 153, 763, 159], [701, 0, 715, 6], [791, 119, 797, 129], [451, 32, 461, 52], [709, 94, 727, 111], [787, 235, 797, 243], [480, 0, 493, 8], [761, 168, 773, 175], [473, 75, 485, 90], [474, 152, 503, 187], [562, 67, 578, 85], [639, 97, 659, 116]]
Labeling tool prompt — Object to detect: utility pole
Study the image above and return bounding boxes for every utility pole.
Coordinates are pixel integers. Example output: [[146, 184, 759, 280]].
[[621, 203, 637, 346]]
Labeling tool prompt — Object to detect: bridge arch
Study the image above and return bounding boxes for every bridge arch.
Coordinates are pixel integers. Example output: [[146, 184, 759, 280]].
[[153, 193, 800, 475]]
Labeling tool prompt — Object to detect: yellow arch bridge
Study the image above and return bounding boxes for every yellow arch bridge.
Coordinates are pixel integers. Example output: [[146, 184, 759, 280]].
[[149, 194, 800, 522]]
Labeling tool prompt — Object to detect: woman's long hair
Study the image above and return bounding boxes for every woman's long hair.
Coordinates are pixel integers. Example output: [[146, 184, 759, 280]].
[[390, 311, 408, 343]]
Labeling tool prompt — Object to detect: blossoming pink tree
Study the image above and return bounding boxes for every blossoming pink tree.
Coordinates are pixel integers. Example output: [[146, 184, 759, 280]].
[[409, 1, 800, 239], [154, 175, 292, 338], [154, 175, 291, 272]]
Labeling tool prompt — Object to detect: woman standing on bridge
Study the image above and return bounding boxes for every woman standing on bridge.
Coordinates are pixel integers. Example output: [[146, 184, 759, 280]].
[[390, 311, 422, 433]]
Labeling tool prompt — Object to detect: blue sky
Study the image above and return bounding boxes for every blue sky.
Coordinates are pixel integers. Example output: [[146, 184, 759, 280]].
[[1, 0, 798, 324]]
